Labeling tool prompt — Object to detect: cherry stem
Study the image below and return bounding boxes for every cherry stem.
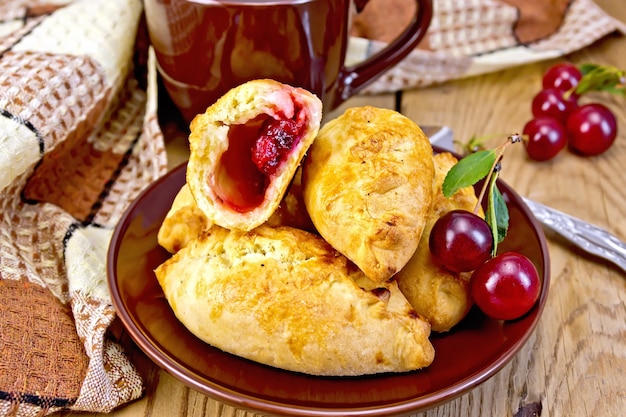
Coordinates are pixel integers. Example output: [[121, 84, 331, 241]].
[[473, 134, 522, 215]]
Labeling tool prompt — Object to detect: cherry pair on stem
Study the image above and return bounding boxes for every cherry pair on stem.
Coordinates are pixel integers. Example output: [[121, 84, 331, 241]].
[[429, 136, 541, 321]]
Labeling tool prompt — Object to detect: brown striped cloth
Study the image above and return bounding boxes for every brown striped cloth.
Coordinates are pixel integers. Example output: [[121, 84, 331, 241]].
[[0, 0, 164, 416], [0, 1, 624, 417]]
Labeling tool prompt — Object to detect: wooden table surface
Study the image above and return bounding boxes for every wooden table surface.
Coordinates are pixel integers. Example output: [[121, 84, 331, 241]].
[[63, 1, 625, 416]]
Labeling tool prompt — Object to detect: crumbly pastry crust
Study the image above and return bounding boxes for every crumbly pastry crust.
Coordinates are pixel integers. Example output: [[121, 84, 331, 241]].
[[186, 79, 322, 231], [302, 106, 435, 283], [395, 152, 482, 332], [154, 224, 435, 376], [157, 183, 213, 253]]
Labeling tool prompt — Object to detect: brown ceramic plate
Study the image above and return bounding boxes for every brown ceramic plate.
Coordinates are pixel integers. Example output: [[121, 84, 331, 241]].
[[107, 148, 550, 417]]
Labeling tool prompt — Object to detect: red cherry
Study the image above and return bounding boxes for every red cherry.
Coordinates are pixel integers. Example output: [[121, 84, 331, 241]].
[[470, 252, 541, 320], [542, 62, 582, 93], [429, 210, 493, 273], [522, 117, 568, 161], [531, 88, 579, 125], [566, 103, 618, 156]]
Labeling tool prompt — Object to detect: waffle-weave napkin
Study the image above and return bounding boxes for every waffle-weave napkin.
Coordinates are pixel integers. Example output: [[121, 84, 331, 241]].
[[0, 0, 164, 415], [0, 1, 623, 416]]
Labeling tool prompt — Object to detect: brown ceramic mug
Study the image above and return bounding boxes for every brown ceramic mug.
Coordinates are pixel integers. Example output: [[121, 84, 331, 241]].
[[145, 0, 433, 123]]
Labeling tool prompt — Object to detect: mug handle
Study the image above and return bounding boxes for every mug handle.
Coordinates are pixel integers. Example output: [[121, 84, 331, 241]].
[[335, 0, 433, 104]]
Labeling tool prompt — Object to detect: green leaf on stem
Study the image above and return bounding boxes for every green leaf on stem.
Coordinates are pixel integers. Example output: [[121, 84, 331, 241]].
[[442, 149, 496, 198], [574, 63, 626, 96], [486, 172, 509, 255]]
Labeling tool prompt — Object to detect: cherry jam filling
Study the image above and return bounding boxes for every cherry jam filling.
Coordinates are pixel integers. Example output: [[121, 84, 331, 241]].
[[214, 103, 307, 213], [252, 117, 304, 176]]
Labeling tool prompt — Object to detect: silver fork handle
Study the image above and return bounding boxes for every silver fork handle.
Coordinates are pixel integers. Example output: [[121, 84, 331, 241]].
[[522, 197, 626, 273]]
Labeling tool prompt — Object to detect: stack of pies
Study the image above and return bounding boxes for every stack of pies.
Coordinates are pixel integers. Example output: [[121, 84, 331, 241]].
[[154, 79, 481, 376]]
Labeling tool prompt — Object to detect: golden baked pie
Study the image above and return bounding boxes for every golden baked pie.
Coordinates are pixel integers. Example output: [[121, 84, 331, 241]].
[[154, 224, 435, 376], [157, 183, 214, 254], [395, 152, 482, 332], [187, 79, 322, 231], [302, 106, 435, 283]]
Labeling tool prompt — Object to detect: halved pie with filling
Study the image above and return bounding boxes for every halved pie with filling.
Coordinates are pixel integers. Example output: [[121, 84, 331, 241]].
[[187, 79, 323, 231]]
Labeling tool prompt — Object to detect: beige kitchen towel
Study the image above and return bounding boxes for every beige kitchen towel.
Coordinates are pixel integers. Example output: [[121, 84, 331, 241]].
[[0, 0, 166, 416]]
